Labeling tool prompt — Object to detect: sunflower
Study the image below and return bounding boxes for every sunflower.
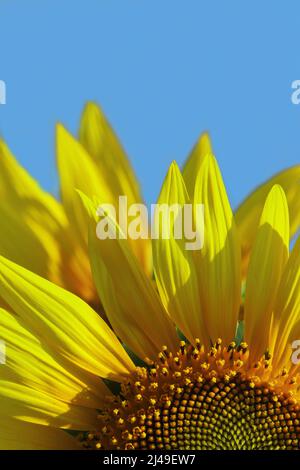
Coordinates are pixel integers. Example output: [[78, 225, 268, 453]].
[[1, 154, 300, 450], [0, 102, 300, 309], [0, 104, 151, 309]]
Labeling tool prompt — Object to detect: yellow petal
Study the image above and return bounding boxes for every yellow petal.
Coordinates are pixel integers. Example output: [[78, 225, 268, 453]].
[[244, 185, 289, 361], [275, 318, 300, 377], [0, 138, 97, 305], [182, 132, 212, 198], [58, 120, 151, 283], [0, 417, 80, 449], [0, 139, 67, 285], [56, 124, 114, 246], [194, 154, 241, 344], [153, 161, 209, 347], [272, 235, 300, 370], [79, 102, 152, 275], [79, 102, 142, 205], [235, 165, 300, 278], [82, 195, 179, 361], [0, 381, 97, 430], [58, 236, 97, 305], [0, 256, 134, 381], [56, 125, 107, 302], [0, 308, 110, 408], [0, 205, 53, 281]]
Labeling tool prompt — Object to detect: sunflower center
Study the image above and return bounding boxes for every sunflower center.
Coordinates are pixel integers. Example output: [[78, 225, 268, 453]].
[[83, 340, 300, 450]]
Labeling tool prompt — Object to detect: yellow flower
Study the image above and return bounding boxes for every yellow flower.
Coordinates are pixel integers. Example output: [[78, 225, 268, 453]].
[[1, 102, 300, 309], [1, 156, 300, 450]]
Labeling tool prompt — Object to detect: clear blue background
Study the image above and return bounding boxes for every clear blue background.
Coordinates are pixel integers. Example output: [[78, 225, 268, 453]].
[[0, 0, 300, 208]]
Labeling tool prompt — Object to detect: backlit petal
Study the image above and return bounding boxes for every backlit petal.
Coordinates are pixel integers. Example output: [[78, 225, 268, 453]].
[[235, 165, 300, 278], [194, 154, 241, 344], [0, 308, 110, 408], [153, 161, 208, 347], [272, 235, 300, 371], [244, 185, 289, 361], [182, 132, 212, 198], [0, 256, 135, 381], [0, 381, 97, 430]]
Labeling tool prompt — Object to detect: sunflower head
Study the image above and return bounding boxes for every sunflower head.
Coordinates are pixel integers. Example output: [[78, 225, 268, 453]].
[[86, 340, 300, 450], [1, 105, 300, 450]]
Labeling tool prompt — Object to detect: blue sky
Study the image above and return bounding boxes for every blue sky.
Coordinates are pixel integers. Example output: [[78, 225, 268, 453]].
[[0, 0, 300, 209]]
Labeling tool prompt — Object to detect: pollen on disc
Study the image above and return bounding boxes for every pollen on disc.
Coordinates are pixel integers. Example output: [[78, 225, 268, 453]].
[[80, 340, 300, 450]]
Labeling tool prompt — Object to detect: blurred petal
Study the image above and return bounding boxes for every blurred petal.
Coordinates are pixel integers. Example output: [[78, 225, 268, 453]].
[[56, 124, 116, 303], [59, 235, 97, 305], [244, 185, 289, 361], [235, 165, 300, 277], [194, 154, 241, 344], [0, 139, 67, 285], [56, 124, 113, 246], [0, 256, 135, 381], [153, 161, 209, 347], [0, 205, 55, 282], [79, 102, 142, 205], [79, 102, 152, 275]]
